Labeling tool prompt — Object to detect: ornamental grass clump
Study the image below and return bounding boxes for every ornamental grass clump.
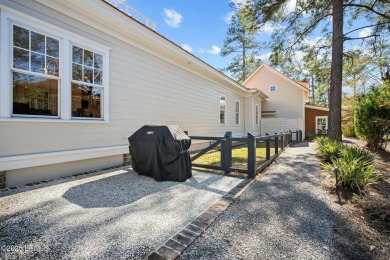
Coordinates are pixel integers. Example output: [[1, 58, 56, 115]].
[[315, 136, 344, 162], [322, 145, 378, 193]]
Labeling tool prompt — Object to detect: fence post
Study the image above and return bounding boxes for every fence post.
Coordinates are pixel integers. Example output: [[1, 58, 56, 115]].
[[265, 134, 270, 160], [274, 135, 279, 154], [247, 133, 256, 178], [299, 130, 302, 141], [280, 132, 284, 150], [289, 131, 292, 144], [296, 130, 299, 142], [221, 131, 232, 174]]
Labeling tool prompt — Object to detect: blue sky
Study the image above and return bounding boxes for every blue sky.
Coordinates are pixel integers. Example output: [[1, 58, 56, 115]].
[[126, 0, 258, 71], [122, 0, 379, 84]]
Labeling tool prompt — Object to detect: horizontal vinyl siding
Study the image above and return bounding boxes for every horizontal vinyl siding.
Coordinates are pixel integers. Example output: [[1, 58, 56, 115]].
[[0, 0, 246, 157], [245, 68, 304, 119]]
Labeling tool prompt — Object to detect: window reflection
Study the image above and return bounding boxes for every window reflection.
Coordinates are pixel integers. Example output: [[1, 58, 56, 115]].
[[71, 83, 102, 118], [13, 72, 58, 116]]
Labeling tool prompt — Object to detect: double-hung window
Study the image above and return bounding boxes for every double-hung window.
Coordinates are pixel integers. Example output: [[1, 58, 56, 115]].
[[71, 45, 103, 119], [2, 12, 110, 122], [12, 25, 60, 117]]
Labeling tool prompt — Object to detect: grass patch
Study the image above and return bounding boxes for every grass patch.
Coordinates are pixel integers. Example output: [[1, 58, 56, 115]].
[[191, 142, 272, 171]]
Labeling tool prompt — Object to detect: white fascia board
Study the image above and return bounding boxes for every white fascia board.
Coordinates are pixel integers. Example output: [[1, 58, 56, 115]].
[[0, 145, 128, 171], [244, 63, 309, 93], [35, 0, 248, 94], [263, 65, 309, 93], [242, 64, 265, 85]]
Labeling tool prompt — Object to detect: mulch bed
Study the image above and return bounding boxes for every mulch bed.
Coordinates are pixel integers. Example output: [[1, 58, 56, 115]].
[[325, 137, 390, 260]]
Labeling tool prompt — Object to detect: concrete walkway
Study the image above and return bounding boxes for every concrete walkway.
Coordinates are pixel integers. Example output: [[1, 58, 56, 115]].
[[181, 142, 336, 259], [0, 168, 243, 259]]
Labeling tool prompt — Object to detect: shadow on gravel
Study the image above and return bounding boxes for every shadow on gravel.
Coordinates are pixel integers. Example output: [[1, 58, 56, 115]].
[[1, 170, 243, 259], [62, 170, 233, 208], [181, 143, 371, 260], [0, 194, 156, 259]]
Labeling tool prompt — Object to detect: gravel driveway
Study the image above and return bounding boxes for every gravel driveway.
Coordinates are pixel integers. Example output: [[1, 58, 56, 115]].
[[0, 168, 243, 259], [181, 142, 336, 259]]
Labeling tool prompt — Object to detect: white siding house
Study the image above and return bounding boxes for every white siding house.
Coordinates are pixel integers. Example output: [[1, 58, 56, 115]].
[[0, 0, 266, 187], [243, 64, 309, 137]]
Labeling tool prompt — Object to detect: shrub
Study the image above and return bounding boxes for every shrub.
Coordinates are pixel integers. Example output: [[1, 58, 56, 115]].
[[313, 135, 332, 146], [322, 157, 378, 193], [342, 145, 376, 164], [355, 83, 390, 150], [315, 137, 344, 162], [322, 146, 377, 193], [342, 122, 355, 137]]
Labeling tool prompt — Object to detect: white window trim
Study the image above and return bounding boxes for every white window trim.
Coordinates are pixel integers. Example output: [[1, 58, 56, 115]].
[[315, 116, 328, 133], [235, 99, 240, 126], [0, 8, 111, 122], [219, 95, 226, 125], [255, 104, 259, 126], [269, 85, 277, 92]]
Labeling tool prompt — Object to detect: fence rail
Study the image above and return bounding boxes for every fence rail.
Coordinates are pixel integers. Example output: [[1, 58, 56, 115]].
[[188, 130, 302, 178]]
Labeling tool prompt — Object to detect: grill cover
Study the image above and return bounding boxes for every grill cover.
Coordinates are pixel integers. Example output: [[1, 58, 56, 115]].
[[128, 125, 192, 182]]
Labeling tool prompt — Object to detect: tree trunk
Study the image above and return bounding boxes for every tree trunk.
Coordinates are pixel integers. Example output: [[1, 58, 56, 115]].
[[328, 0, 343, 141], [242, 40, 246, 82]]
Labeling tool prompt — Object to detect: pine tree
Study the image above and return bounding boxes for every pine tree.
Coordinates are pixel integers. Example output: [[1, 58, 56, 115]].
[[238, 0, 390, 141], [221, 12, 261, 83]]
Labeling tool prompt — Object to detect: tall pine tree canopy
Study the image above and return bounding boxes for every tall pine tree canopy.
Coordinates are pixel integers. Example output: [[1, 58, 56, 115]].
[[221, 10, 261, 83], [237, 0, 390, 140]]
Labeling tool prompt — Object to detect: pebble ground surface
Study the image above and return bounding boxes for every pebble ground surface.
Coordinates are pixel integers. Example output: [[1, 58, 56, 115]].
[[0, 168, 243, 259], [181, 142, 337, 260]]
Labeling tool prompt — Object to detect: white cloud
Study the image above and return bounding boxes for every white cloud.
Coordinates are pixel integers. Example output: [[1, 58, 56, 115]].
[[200, 45, 221, 55], [293, 50, 305, 62], [223, 11, 235, 24], [359, 28, 372, 38], [208, 45, 221, 55], [304, 36, 326, 47], [257, 50, 304, 65], [257, 52, 272, 64], [285, 0, 297, 14], [181, 44, 193, 53], [163, 9, 183, 28], [258, 22, 285, 34]]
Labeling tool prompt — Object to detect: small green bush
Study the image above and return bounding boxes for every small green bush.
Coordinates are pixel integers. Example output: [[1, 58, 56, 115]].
[[313, 135, 332, 146], [318, 138, 378, 192], [342, 122, 356, 137], [315, 137, 344, 162], [322, 157, 377, 193], [355, 84, 390, 150], [342, 145, 376, 163]]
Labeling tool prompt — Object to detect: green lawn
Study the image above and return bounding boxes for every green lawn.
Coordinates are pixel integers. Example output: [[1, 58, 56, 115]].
[[192, 142, 275, 170]]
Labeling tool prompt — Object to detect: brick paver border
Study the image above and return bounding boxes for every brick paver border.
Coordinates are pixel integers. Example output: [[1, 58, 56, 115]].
[[144, 177, 255, 260]]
